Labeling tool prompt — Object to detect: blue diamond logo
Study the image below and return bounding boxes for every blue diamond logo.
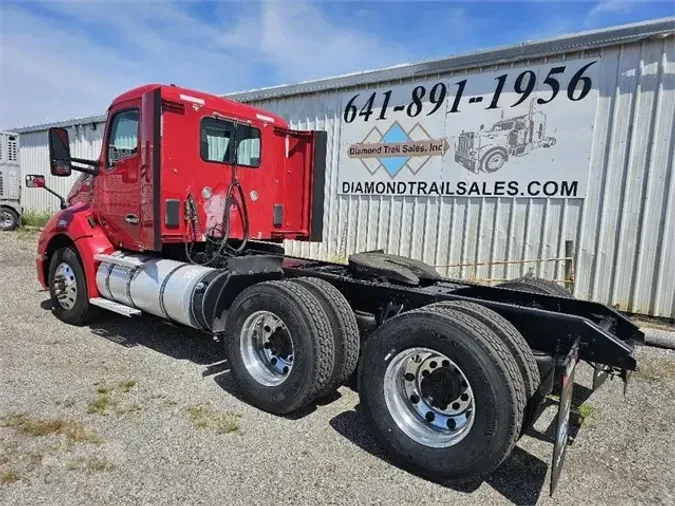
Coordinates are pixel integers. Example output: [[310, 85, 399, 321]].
[[380, 123, 410, 177]]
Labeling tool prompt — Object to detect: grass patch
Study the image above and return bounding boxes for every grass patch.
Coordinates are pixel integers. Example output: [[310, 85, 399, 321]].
[[68, 457, 116, 473], [88, 390, 115, 415], [1, 468, 20, 485], [187, 404, 242, 435], [120, 380, 136, 393], [20, 210, 53, 228], [88, 379, 137, 415], [572, 403, 596, 428], [115, 404, 142, 416], [1, 413, 101, 444]]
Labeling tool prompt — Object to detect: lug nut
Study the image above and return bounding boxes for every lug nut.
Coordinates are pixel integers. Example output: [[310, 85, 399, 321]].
[[410, 394, 420, 404], [452, 402, 460, 410], [283, 366, 289, 374], [429, 361, 437, 369], [447, 418, 457, 430], [264, 325, 271, 333], [442, 360, 450, 368], [461, 393, 469, 401], [422, 370, 430, 377], [271, 357, 277, 365], [425, 412, 435, 422], [263, 342, 271, 349], [404, 373, 415, 382]]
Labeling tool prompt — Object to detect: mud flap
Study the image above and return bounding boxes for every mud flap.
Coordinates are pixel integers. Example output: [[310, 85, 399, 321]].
[[550, 338, 580, 496]]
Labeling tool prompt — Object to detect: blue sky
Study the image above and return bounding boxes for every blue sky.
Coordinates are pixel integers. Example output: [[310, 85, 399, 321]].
[[1, 0, 673, 129]]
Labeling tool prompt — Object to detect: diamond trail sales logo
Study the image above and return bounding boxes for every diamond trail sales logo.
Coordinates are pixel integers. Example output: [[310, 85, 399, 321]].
[[348, 121, 449, 178]]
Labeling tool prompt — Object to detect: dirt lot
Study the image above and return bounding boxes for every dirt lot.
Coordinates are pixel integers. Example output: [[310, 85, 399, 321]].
[[1, 230, 674, 505]]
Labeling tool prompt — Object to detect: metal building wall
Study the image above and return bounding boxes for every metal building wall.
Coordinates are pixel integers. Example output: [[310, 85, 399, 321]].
[[19, 122, 104, 213], [248, 36, 675, 319]]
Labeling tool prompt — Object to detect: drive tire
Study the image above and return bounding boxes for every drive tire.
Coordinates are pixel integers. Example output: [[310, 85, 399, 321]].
[[480, 148, 507, 173], [47, 246, 97, 325], [225, 280, 335, 415], [425, 300, 539, 436], [0, 207, 19, 231], [358, 307, 525, 483], [497, 276, 574, 298], [290, 277, 360, 397]]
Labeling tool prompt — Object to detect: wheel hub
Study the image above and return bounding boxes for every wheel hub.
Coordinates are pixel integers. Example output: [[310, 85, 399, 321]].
[[384, 347, 475, 448], [241, 311, 294, 386], [1, 211, 14, 229], [52, 262, 78, 310]]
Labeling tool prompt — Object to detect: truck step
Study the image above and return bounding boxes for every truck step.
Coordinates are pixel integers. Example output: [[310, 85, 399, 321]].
[[94, 252, 145, 268], [89, 297, 141, 317]]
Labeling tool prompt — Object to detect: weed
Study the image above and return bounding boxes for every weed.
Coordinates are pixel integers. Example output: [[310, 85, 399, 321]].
[[572, 403, 596, 428], [187, 404, 241, 434], [115, 404, 142, 416], [21, 210, 54, 228], [1, 468, 20, 485], [69, 457, 116, 473], [1, 413, 101, 444], [120, 380, 136, 393], [88, 391, 114, 415], [88, 380, 138, 415]]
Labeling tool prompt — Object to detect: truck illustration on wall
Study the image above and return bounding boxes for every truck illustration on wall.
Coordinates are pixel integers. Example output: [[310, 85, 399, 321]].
[[454, 99, 557, 174]]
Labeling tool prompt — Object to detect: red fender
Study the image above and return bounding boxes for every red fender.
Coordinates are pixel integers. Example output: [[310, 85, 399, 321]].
[[37, 202, 114, 298]]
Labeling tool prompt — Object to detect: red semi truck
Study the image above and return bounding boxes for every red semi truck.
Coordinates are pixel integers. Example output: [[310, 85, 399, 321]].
[[27, 84, 641, 493]]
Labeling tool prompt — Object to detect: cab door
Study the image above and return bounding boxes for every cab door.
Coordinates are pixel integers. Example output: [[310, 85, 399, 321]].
[[95, 103, 143, 249]]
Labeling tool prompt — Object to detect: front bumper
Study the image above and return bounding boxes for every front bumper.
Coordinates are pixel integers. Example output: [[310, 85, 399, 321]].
[[36, 255, 47, 289], [454, 152, 479, 173]]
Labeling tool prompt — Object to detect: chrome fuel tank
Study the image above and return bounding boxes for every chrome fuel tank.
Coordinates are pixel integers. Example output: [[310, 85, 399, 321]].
[[96, 253, 216, 329]]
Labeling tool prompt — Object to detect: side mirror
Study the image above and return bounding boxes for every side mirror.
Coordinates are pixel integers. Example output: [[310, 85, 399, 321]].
[[25, 174, 46, 188], [48, 127, 72, 177]]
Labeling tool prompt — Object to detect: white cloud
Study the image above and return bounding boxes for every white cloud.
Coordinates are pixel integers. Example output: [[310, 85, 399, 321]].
[[0, 0, 411, 129]]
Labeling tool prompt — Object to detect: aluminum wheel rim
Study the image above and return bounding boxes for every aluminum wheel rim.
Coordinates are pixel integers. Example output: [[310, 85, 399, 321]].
[[53, 262, 78, 310], [384, 347, 475, 448], [487, 153, 504, 170], [240, 310, 294, 387], [1, 211, 14, 229]]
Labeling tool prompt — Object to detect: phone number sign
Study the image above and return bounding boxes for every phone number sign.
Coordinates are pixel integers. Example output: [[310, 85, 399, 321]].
[[338, 58, 600, 198]]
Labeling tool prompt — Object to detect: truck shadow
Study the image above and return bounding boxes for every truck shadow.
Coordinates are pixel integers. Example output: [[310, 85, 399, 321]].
[[40, 298, 227, 365], [41, 298, 327, 419], [329, 404, 548, 503]]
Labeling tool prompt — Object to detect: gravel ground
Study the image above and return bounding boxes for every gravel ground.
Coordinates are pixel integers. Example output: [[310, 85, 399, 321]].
[[1, 230, 674, 505]]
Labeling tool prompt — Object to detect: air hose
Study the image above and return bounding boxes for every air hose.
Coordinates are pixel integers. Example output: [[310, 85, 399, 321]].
[[184, 173, 250, 265]]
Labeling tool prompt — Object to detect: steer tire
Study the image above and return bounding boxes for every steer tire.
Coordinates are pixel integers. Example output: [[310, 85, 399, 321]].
[[358, 307, 525, 483], [224, 280, 335, 415], [425, 300, 539, 436], [290, 277, 360, 397], [0, 207, 19, 231], [47, 246, 97, 325], [497, 276, 574, 298], [348, 252, 442, 285]]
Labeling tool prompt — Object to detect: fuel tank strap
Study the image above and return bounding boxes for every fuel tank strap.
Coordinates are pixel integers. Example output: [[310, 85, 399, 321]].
[[158, 264, 191, 320]]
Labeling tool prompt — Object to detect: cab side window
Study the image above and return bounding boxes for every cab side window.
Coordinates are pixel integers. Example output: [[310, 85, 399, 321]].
[[200, 117, 261, 167], [107, 109, 139, 168]]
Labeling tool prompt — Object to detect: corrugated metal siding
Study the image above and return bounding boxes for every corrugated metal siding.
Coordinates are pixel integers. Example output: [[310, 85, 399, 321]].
[[248, 37, 674, 318], [20, 122, 104, 213], [15, 36, 674, 319]]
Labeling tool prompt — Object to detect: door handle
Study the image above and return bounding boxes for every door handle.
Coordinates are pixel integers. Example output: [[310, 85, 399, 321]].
[[125, 214, 139, 225]]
